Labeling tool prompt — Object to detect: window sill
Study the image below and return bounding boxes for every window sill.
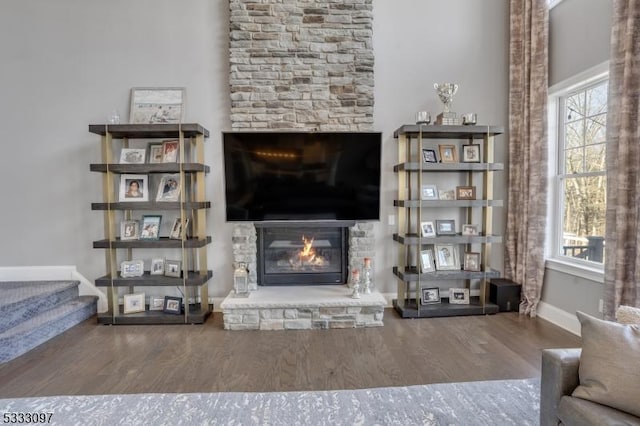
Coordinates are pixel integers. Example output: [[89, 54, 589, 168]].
[[545, 258, 604, 284]]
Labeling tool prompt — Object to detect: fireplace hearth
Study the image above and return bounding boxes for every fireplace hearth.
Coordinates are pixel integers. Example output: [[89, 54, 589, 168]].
[[257, 224, 348, 286]]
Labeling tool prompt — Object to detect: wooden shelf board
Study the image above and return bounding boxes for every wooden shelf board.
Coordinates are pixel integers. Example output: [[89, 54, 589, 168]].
[[393, 266, 500, 282], [393, 200, 503, 208], [90, 163, 209, 174], [97, 307, 211, 325], [393, 124, 504, 139], [93, 237, 211, 249], [91, 201, 210, 210], [88, 123, 209, 138], [95, 271, 213, 287], [392, 298, 499, 318], [393, 233, 503, 245], [393, 162, 504, 172]]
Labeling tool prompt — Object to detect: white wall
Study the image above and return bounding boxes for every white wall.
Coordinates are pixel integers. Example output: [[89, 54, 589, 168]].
[[0, 0, 509, 298]]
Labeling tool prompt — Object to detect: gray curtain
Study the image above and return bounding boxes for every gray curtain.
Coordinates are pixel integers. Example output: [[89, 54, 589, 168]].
[[504, 0, 549, 317], [604, 0, 640, 320]]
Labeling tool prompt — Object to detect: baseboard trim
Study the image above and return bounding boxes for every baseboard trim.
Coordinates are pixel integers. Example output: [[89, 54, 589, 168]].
[[537, 301, 581, 336], [0, 265, 108, 313]]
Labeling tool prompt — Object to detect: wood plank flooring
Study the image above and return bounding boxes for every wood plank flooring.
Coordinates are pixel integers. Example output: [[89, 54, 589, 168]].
[[0, 309, 580, 397]]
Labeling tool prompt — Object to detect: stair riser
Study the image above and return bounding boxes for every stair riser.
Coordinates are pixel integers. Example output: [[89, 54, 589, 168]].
[[0, 299, 97, 363], [0, 286, 79, 334]]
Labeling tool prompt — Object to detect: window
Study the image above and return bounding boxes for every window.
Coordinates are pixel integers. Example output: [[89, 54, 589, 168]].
[[549, 74, 608, 269]]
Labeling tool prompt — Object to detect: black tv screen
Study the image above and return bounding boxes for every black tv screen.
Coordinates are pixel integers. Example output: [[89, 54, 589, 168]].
[[222, 132, 381, 221]]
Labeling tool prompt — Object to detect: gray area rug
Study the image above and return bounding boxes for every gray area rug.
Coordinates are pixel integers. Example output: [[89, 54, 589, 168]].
[[0, 378, 539, 425]]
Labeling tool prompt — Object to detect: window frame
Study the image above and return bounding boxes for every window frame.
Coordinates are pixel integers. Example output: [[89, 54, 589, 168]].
[[546, 61, 609, 282]]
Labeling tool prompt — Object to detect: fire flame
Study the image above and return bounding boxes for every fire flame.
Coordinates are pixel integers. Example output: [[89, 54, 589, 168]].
[[298, 235, 325, 266]]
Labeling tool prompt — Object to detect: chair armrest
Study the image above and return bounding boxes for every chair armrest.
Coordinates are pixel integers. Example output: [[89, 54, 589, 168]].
[[540, 348, 582, 426]]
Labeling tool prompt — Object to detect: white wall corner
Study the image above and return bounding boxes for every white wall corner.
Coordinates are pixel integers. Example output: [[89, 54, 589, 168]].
[[0, 265, 108, 313], [537, 301, 581, 336]]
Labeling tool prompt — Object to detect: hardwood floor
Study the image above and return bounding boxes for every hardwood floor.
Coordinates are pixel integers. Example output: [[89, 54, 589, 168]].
[[0, 309, 580, 397]]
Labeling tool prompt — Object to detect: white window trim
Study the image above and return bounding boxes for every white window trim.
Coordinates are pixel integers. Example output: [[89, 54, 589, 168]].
[[547, 61, 609, 280], [548, 0, 565, 9]]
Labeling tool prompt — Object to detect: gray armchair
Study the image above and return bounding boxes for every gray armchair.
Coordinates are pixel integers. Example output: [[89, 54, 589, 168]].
[[540, 348, 640, 426]]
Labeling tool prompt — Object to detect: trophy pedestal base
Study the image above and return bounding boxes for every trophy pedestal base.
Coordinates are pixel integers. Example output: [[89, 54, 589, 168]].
[[435, 112, 460, 125]]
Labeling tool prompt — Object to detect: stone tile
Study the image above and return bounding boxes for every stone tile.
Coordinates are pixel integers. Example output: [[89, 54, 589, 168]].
[[260, 319, 285, 330], [284, 319, 312, 329]]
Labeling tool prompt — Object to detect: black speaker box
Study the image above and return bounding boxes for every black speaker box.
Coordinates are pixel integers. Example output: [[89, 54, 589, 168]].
[[489, 279, 521, 312]]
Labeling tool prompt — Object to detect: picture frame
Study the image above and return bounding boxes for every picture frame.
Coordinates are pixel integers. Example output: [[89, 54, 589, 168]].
[[421, 184, 439, 200], [147, 143, 164, 164], [462, 144, 481, 163], [421, 287, 441, 305], [438, 189, 456, 200], [150, 258, 165, 276], [119, 148, 146, 164], [119, 174, 149, 202], [435, 219, 456, 236], [140, 215, 162, 240], [123, 292, 146, 314], [163, 296, 182, 315], [120, 220, 139, 241], [462, 224, 480, 236], [129, 87, 186, 125], [420, 221, 436, 237], [420, 249, 436, 273], [438, 144, 458, 163], [422, 148, 438, 163], [120, 260, 144, 278], [161, 140, 180, 163], [149, 295, 165, 311], [169, 218, 190, 240], [434, 244, 460, 271], [165, 259, 182, 278], [464, 252, 481, 272], [449, 288, 470, 304], [156, 174, 181, 202], [456, 186, 476, 200]]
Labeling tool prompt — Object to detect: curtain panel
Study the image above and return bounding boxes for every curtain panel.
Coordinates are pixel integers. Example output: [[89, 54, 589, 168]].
[[505, 0, 549, 317], [604, 0, 640, 320]]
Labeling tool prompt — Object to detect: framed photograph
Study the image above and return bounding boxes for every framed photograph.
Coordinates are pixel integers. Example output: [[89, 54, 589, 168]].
[[119, 148, 146, 164], [462, 224, 480, 236], [150, 258, 165, 276], [422, 149, 438, 163], [420, 249, 436, 273], [119, 174, 149, 202], [161, 140, 180, 163], [120, 220, 139, 241], [129, 87, 186, 124], [438, 144, 458, 163], [165, 259, 182, 278], [169, 218, 190, 240], [456, 186, 476, 200], [438, 189, 456, 200], [420, 221, 436, 237], [421, 184, 439, 200], [464, 252, 481, 272], [449, 288, 470, 304], [163, 296, 183, 315], [120, 260, 144, 278], [462, 144, 481, 163], [436, 219, 456, 236], [149, 295, 165, 311], [140, 215, 162, 240], [147, 143, 164, 164], [421, 287, 440, 305], [123, 293, 146, 314], [434, 244, 460, 271], [156, 174, 181, 202]]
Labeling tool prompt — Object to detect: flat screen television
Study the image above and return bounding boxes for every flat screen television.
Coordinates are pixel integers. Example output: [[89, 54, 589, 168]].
[[222, 132, 381, 222]]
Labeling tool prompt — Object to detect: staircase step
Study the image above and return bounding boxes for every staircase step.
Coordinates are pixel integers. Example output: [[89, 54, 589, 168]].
[[0, 281, 80, 334], [0, 296, 98, 363]]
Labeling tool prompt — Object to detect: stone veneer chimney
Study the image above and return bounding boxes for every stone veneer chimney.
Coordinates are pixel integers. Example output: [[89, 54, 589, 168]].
[[229, 0, 374, 131]]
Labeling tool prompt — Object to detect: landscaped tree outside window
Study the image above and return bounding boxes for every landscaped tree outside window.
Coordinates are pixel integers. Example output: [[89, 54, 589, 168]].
[[559, 80, 608, 264]]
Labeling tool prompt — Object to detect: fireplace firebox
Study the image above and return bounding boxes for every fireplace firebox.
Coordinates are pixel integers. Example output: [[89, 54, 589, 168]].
[[256, 224, 349, 285]]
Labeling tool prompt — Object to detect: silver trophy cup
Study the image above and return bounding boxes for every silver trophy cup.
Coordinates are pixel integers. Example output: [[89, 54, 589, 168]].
[[434, 83, 459, 114]]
